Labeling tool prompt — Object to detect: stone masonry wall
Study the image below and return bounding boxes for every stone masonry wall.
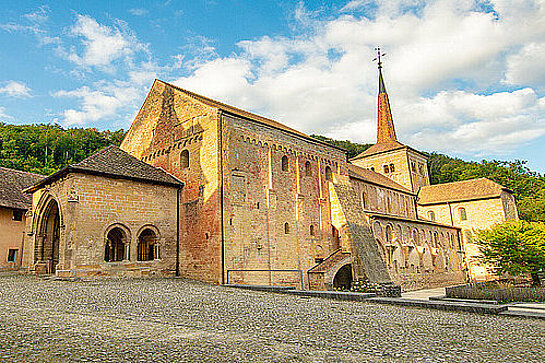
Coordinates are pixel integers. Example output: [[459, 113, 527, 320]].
[[369, 215, 467, 291], [417, 195, 517, 282], [221, 113, 347, 288], [22, 174, 178, 277], [351, 148, 429, 193], [349, 176, 416, 219]]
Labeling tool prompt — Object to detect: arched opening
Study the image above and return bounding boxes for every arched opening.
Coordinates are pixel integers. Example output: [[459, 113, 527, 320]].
[[36, 198, 61, 274], [281, 155, 289, 171], [284, 222, 290, 234], [180, 150, 189, 169], [105, 227, 128, 262], [309, 224, 315, 236], [428, 210, 436, 221], [137, 229, 157, 261], [331, 225, 340, 250], [385, 225, 393, 244], [325, 166, 332, 181], [333, 264, 352, 290], [361, 191, 367, 210], [304, 161, 311, 176], [383, 164, 390, 173], [389, 163, 395, 172]]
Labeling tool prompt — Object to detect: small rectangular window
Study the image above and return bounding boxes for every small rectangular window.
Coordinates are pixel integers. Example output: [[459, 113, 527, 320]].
[[7, 249, 17, 262], [12, 210, 23, 221]]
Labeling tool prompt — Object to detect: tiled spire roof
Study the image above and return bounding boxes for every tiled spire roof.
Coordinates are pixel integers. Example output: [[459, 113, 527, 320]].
[[376, 66, 397, 144]]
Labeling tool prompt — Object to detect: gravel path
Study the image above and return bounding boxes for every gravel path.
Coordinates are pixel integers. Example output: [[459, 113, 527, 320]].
[[0, 274, 543, 362]]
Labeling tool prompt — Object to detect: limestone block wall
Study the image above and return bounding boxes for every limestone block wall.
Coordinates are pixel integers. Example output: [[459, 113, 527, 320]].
[[369, 215, 467, 291], [417, 195, 517, 281], [351, 148, 429, 193], [349, 177, 416, 219], [0, 207, 26, 270], [121, 81, 223, 284], [22, 174, 178, 277], [221, 113, 347, 288]]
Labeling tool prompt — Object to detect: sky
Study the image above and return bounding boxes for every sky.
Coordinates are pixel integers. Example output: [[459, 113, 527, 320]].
[[1, 0, 545, 172]]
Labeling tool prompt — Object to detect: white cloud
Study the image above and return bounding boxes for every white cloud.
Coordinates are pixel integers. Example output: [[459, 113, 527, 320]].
[[54, 83, 140, 126], [68, 14, 147, 72], [504, 42, 545, 88], [129, 8, 149, 16], [171, 0, 545, 157], [0, 106, 13, 120], [0, 81, 31, 97]]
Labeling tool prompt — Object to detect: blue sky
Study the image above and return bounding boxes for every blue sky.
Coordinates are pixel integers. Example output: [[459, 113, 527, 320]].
[[1, 1, 545, 173]]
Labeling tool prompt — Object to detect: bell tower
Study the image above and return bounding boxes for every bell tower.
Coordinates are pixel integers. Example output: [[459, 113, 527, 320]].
[[350, 48, 430, 193]]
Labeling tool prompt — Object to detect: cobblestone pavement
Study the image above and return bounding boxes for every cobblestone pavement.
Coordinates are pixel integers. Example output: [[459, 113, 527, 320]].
[[0, 275, 543, 362]]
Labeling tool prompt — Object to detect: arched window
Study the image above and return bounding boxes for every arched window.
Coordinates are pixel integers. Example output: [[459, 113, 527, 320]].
[[383, 164, 390, 173], [428, 211, 436, 221], [459, 207, 467, 221], [389, 163, 395, 172], [304, 161, 312, 176], [281, 155, 289, 171], [325, 166, 332, 181], [370, 166, 375, 171], [387, 196, 392, 213], [412, 229, 419, 245], [284, 222, 290, 234], [180, 150, 189, 169], [386, 225, 393, 244], [137, 229, 157, 261], [309, 224, 315, 236], [105, 227, 128, 262], [433, 232, 439, 248], [361, 191, 367, 210]]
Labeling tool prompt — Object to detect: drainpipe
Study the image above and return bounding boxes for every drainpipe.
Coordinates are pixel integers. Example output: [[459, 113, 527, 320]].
[[218, 111, 226, 285], [176, 186, 181, 276]]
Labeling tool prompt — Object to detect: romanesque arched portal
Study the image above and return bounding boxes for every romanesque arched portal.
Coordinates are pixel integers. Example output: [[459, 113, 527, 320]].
[[35, 199, 61, 274]]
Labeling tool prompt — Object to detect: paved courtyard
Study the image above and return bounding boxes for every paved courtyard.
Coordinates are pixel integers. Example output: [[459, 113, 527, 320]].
[[0, 274, 543, 362]]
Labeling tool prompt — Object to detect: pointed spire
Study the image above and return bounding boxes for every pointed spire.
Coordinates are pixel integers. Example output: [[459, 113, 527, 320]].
[[374, 47, 397, 144]]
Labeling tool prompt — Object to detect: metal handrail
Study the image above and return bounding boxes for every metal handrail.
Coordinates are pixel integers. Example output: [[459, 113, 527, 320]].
[[226, 269, 305, 290]]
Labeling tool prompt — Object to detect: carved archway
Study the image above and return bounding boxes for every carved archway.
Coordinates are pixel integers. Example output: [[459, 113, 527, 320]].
[[35, 197, 61, 274], [332, 264, 352, 290]]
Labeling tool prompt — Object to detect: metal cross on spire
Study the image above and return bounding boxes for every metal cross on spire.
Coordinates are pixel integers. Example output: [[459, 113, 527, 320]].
[[373, 47, 386, 69]]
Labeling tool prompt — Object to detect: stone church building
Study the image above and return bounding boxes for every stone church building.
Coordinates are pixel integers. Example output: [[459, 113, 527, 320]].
[[13, 65, 518, 291]]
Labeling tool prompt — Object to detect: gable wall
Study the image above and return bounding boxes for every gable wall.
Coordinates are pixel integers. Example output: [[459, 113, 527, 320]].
[[120, 81, 223, 283]]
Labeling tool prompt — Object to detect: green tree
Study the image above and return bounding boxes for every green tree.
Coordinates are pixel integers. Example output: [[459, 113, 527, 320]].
[[476, 221, 545, 286]]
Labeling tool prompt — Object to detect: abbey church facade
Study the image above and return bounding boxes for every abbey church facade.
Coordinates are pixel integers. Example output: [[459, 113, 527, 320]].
[[9, 67, 518, 291]]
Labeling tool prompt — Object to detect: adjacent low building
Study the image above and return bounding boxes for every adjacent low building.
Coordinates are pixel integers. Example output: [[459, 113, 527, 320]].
[[0, 167, 42, 271]]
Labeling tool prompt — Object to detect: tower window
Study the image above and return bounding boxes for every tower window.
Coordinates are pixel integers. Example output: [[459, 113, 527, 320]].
[[304, 161, 312, 176], [389, 163, 395, 172], [428, 211, 436, 221], [361, 191, 367, 210], [310, 225, 315, 236], [370, 166, 375, 171], [281, 155, 289, 171], [180, 150, 189, 169], [284, 223, 290, 234], [383, 165, 389, 173], [459, 207, 467, 221], [325, 166, 332, 181], [411, 162, 416, 172]]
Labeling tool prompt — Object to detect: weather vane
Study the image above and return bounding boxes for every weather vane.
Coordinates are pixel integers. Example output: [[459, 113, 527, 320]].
[[373, 47, 386, 69]]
